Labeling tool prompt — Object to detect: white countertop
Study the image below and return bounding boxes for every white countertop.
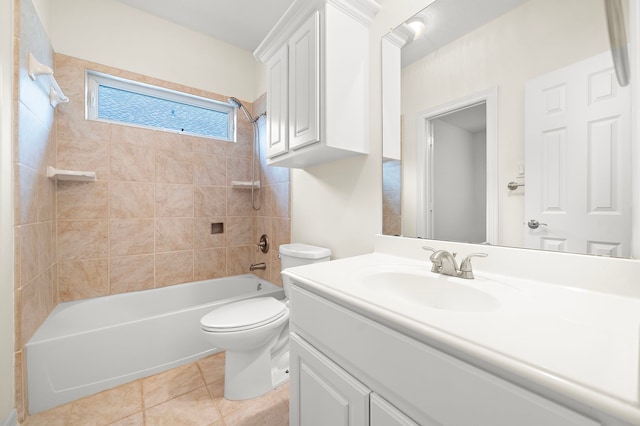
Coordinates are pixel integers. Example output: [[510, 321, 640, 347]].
[[284, 251, 640, 425]]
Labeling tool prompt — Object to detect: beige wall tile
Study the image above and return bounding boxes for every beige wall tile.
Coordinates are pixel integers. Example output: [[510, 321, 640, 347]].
[[110, 255, 154, 294], [193, 154, 225, 186], [18, 224, 39, 285], [110, 142, 155, 182], [36, 173, 55, 222], [155, 184, 193, 217], [227, 118, 252, 158], [17, 101, 51, 173], [110, 124, 155, 147], [57, 100, 111, 142], [227, 216, 254, 247], [155, 150, 193, 184], [16, 163, 38, 225], [21, 266, 56, 345], [54, 55, 86, 98], [58, 259, 109, 302], [155, 251, 193, 287], [226, 156, 251, 186], [194, 248, 226, 281], [57, 138, 110, 180], [56, 181, 109, 220], [155, 218, 193, 252], [110, 182, 154, 219], [227, 246, 252, 276], [57, 220, 109, 261], [110, 219, 154, 256], [227, 188, 254, 217], [154, 132, 190, 152], [192, 136, 227, 156], [14, 350, 24, 423], [194, 185, 226, 217]]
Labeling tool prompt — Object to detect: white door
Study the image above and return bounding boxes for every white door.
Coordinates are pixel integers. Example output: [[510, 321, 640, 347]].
[[266, 43, 288, 159], [525, 51, 631, 256], [288, 11, 320, 151]]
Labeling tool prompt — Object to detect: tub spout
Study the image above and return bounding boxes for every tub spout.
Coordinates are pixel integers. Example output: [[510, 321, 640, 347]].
[[250, 262, 266, 271]]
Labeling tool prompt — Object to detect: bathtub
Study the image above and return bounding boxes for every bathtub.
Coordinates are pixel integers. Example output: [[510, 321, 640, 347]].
[[26, 274, 284, 414]]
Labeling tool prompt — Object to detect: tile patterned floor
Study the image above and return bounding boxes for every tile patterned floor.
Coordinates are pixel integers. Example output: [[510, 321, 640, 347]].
[[23, 352, 290, 426]]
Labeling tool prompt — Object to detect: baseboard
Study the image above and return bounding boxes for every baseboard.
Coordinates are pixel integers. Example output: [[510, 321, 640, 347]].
[[1, 409, 17, 426]]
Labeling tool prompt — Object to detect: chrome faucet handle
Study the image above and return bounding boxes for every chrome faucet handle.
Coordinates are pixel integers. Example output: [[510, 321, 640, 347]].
[[422, 246, 441, 273], [458, 253, 488, 279]]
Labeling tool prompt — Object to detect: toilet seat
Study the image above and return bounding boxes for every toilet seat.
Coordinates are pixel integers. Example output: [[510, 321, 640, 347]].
[[201, 297, 286, 332]]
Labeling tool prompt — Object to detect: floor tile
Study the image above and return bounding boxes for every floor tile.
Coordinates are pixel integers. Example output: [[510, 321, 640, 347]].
[[106, 412, 144, 426], [142, 363, 205, 409], [67, 381, 142, 426], [223, 398, 289, 426], [23, 403, 71, 425], [196, 352, 225, 384], [24, 355, 289, 426], [144, 386, 222, 426]]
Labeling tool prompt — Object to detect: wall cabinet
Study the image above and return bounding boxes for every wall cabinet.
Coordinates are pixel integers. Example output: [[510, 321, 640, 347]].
[[289, 284, 604, 426], [255, 0, 379, 169]]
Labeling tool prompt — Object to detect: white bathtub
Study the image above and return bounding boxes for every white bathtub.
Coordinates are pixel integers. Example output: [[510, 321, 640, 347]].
[[26, 274, 284, 414]]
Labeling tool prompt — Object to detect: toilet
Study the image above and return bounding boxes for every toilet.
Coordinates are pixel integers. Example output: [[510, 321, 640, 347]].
[[200, 243, 331, 400]]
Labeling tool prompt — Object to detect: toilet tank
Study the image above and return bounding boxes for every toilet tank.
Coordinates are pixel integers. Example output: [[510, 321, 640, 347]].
[[279, 243, 331, 296]]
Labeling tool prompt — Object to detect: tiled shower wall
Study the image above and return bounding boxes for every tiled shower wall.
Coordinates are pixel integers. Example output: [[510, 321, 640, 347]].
[[14, 0, 58, 421], [53, 55, 289, 302], [13, 0, 290, 417]]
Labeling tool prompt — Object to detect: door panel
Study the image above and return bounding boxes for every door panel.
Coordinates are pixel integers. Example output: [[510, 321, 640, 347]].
[[525, 51, 631, 256]]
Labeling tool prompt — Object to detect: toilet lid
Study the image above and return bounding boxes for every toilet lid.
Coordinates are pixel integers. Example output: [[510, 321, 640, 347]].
[[200, 297, 286, 332]]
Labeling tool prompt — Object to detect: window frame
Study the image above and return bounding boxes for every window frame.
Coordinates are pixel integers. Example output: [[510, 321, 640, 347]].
[[86, 70, 237, 142]]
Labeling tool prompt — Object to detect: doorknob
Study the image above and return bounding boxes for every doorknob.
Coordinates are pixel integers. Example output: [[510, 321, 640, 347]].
[[527, 219, 547, 229]]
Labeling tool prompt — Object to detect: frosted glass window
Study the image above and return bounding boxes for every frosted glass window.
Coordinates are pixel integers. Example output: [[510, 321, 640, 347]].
[[86, 71, 235, 141]]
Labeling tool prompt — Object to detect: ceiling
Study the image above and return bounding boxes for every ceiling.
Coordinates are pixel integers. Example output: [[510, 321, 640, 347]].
[[116, 0, 296, 52], [399, 0, 528, 67]]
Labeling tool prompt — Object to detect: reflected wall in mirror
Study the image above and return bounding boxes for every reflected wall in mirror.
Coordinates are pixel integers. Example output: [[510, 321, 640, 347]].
[[382, 0, 638, 258]]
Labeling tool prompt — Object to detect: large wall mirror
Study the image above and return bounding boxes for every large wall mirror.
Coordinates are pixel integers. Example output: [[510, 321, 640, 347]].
[[382, 0, 638, 258]]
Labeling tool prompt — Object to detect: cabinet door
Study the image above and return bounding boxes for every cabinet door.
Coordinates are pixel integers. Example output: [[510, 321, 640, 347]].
[[290, 334, 369, 426], [371, 394, 422, 426], [288, 11, 320, 151], [266, 43, 288, 158]]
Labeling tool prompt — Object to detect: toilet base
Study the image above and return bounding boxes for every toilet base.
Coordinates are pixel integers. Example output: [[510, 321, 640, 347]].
[[223, 338, 290, 400]]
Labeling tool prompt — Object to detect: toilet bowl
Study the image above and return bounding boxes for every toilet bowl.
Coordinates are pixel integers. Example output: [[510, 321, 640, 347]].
[[200, 243, 331, 400]]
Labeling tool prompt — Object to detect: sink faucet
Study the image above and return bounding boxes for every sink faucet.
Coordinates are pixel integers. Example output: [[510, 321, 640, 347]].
[[422, 247, 487, 279]]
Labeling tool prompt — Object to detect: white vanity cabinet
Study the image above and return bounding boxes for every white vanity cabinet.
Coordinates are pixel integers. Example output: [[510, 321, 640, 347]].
[[290, 334, 369, 426], [289, 284, 604, 426], [255, 0, 379, 169], [290, 333, 417, 426]]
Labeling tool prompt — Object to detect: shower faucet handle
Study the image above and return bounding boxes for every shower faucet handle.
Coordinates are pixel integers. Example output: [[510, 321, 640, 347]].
[[257, 234, 269, 253]]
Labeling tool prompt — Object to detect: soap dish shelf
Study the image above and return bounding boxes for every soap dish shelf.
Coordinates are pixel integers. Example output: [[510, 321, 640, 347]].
[[47, 166, 96, 182], [231, 180, 261, 189]]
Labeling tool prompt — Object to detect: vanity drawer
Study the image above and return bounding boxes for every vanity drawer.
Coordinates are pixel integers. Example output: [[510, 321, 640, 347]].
[[290, 285, 601, 426]]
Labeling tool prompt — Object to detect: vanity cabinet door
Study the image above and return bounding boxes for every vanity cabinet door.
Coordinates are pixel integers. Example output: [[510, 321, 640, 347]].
[[370, 394, 422, 426], [290, 333, 370, 426], [266, 43, 288, 159]]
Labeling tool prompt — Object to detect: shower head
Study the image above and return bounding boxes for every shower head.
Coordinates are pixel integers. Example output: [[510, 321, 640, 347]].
[[228, 97, 256, 123]]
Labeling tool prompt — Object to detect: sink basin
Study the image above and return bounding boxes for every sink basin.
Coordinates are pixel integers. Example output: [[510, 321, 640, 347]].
[[358, 267, 501, 312]]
